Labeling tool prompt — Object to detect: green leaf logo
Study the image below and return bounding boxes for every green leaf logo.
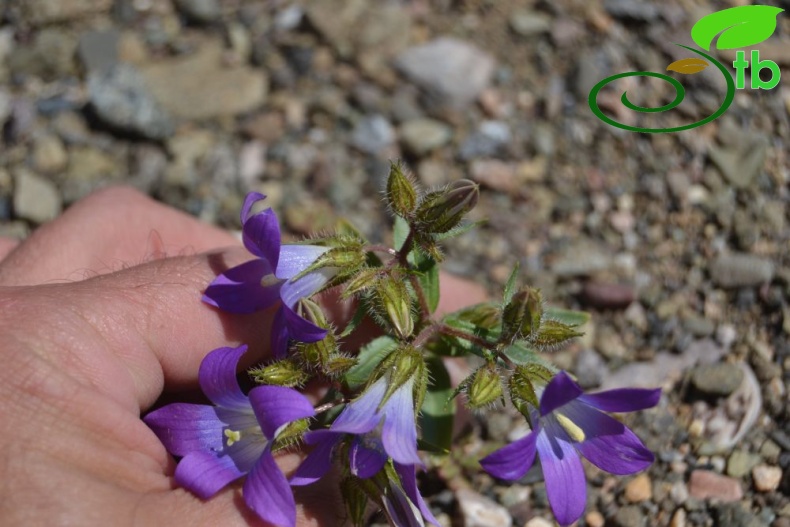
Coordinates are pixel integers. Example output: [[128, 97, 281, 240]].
[[691, 5, 783, 51]]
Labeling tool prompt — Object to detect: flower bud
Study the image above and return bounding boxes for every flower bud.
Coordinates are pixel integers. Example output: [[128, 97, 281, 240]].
[[323, 353, 357, 377], [533, 319, 584, 350], [249, 359, 309, 387], [501, 287, 543, 342], [416, 179, 479, 233], [374, 275, 414, 339], [341, 478, 370, 527], [466, 364, 503, 409], [386, 161, 418, 218], [378, 345, 424, 407], [271, 417, 310, 451], [342, 267, 381, 299]]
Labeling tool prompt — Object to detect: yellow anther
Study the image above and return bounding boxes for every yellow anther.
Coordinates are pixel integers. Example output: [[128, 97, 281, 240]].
[[260, 274, 280, 287], [224, 429, 242, 446], [555, 413, 586, 442]]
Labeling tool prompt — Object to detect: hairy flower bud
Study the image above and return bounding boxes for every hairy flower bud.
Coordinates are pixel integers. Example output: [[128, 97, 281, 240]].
[[386, 161, 418, 218], [341, 477, 371, 527], [249, 359, 309, 387], [508, 364, 555, 413], [467, 364, 503, 409], [271, 417, 311, 451], [416, 179, 479, 233], [342, 267, 381, 299], [378, 345, 425, 408], [532, 319, 584, 350], [501, 287, 543, 342], [374, 275, 414, 339]]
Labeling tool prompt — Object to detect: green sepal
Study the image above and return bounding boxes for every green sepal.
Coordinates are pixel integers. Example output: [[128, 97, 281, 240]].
[[271, 417, 310, 452], [248, 359, 309, 387], [532, 319, 584, 350], [466, 363, 504, 409], [503, 262, 520, 305], [386, 160, 419, 218]]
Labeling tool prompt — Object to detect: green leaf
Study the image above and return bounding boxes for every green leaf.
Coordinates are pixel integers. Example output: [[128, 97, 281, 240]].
[[344, 336, 398, 390], [432, 219, 487, 241], [691, 5, 783, 51], [339, 300, 367, 338], [419, 357, 455, 453], [544, 306, 590, 327], [502, 341, 556, 369], [503, 262, 520, 305], [393, 215, 410, 251], [412, 251, 439, 313]]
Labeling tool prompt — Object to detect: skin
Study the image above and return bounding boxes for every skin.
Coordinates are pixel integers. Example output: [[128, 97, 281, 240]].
[[0, 186, 487, 526]]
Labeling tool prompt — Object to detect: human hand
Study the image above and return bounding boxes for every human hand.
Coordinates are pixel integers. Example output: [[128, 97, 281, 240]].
[[0, 187, 486, 526]]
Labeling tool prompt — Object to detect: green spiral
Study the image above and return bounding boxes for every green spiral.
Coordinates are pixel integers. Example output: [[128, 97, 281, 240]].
[[588, 45, 735, 133]]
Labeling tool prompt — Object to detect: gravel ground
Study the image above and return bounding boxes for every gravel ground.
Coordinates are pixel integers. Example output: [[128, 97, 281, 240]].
[[0, 1, 788, 526]]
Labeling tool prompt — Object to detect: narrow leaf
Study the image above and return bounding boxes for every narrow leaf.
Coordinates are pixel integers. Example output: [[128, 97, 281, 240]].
[[666, 58, 709, 74], [419, 357, 455, 453], [691, 5, 783, 51], [503, 262, 520, 305], [393, 215, 410, 251], [412, 251, 440, 313]]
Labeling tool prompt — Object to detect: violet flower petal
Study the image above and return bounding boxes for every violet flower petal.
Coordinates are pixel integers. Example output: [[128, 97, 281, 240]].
[[396, 464, 440, 527], [330, 378, 386, 434], [281, 300, 328, 343], [290, 435, 340, 486], [349, 439, 388, 479], [202, 259, 281, 314], [578, 388, 661, 413], [198, 345, 249, 410], [240, 193, 281, 268], [381, 381, 421, 466], [243, 446, 297, 527], [276, 245, 331, 280], [248, 385, 315, 440], [479, 429, 538, 481], [143, 403, 225, 456], [175, 450, 245, 499], [270, 308, 291, 360], [536, 430, 586, 527], [563, 403, 654, 475], [539, 371, 584, 416]]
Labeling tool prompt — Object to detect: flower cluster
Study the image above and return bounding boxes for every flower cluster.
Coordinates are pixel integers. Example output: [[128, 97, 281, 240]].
[[144, 163, 661, 527]]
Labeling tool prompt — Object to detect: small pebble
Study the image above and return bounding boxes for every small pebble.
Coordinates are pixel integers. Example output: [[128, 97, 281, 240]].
[[752, 465, 782, 492], [688, 470, 744, 502], [624, 473, 653, 503]]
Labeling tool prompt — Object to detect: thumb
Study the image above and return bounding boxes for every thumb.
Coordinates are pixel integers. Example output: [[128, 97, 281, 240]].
[[1, 248, 271, 413]]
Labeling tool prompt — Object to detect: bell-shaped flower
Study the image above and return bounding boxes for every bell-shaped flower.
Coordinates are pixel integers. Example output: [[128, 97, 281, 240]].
[[203, 192, 335, 358], [289, 375, 437, 525], [144, 345, 315, 527], [481, 371, 660, 526]]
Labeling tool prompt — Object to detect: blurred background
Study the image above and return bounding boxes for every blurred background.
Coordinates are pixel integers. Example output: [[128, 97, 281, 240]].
[[0, 0, 788, 525]]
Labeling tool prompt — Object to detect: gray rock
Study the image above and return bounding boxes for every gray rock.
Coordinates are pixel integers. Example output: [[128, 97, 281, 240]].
[[710, 253, 774, 288], [726, 449, 762, 478], [395, 38, 496, 109], [509, 9, 552, 36], [604, 0, 660, 21], [174, 0, 221, 24], [551, 240, 613, 277], [78, 29, 120, 72], [459, 121, 511, 160], [13, 168, 61, 223], [691, 363, 744, 397], [613, 506, 646, 527], [708, 133, 769, 189], [399, 118, 452, 156], [350, 115, 395, 155], [574, 348, 608, 388], [32, 134, 68, 174], [141, 40, 267, 120], [455, 488, 512, 527], [88, 64, 174, 140], [15, 0, 113, 25]]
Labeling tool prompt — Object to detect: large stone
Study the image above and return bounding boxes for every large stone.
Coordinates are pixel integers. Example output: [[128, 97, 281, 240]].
[[77, 29, 120, 72], [88, 64, 175, 140], [399, 118, 452, 156], [8, 29, 77, 80], [14, 0, 113, 25], [710, 253, 774, 288], [456, 488, 512, 527], [688, 470, 743, 502], [13, 168, 62, 223], [141, 40, 267, 120], [395, 38, 496, 108]]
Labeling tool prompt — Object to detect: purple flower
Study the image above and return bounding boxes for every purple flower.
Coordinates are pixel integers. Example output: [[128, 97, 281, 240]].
[[203, 192, 335, 358], [290, 376, 437, 525], [144, 345, 315, 527], [480, 371, 660, 526]]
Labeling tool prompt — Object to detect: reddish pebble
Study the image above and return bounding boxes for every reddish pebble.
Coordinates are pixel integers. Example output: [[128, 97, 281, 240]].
[[581, 281, 635, 309], [688, 470, 743, 502]]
